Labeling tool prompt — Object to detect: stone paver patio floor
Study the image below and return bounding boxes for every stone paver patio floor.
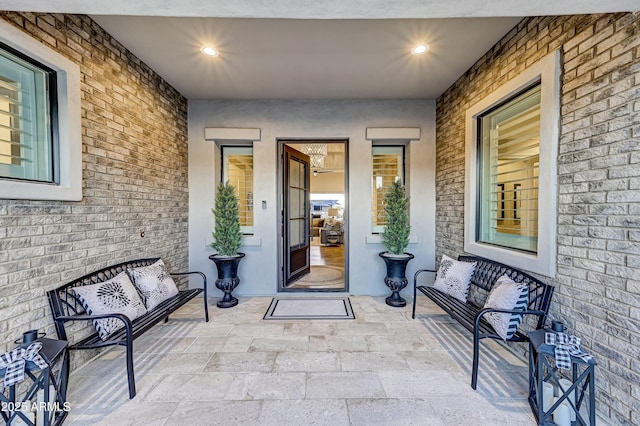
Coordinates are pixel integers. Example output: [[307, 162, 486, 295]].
[[64, 296, 540, 425]]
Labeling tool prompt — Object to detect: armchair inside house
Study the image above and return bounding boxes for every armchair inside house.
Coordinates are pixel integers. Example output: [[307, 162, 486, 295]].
[[320, 217, 344, 245]]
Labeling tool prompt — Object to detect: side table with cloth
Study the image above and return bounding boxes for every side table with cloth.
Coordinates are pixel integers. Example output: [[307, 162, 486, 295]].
[[1, 338, 69, 426], [528, 329, 596, 426]]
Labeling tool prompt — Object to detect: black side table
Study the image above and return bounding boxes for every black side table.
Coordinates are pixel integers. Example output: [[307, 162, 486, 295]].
[[320, 228, 343, 245], [1, 338, 69, 426], [528, 329, 596, 426]]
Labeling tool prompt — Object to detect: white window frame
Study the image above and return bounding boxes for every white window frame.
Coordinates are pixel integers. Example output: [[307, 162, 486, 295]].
[[0, 46, 55, 183], [0, 21, 81, 201], [371, 145, 405, 234], [221, 145, 254, 235], [464, 50, 560, 277]]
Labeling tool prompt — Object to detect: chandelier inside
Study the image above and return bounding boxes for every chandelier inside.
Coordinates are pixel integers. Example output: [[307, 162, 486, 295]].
[[302, 144, 327, 169]]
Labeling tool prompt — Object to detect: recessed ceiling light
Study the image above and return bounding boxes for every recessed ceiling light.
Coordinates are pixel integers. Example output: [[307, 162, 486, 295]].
[[411, 44, 429, 55], [201, 46, 219, 57]]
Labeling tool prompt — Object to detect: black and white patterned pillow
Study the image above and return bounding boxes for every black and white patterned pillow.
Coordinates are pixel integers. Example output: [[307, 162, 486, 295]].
[[127, 259, 179, 310], [72, 272, 147, 340], [433, 254, 476, 302], [483, 274, 529, 340]]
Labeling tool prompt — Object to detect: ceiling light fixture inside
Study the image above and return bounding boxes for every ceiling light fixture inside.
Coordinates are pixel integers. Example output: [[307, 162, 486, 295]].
[[302, 144, 327, 169], [201, 46, 218, 57], [411, 44, 429, 55]]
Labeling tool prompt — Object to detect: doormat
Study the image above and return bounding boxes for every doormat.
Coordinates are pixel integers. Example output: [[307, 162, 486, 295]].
[[263, 297, 355, 320]]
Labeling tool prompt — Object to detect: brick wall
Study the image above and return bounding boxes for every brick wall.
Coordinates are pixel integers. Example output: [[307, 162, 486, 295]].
[[436, 13, 640, 425], [0, 13, 189, 365]]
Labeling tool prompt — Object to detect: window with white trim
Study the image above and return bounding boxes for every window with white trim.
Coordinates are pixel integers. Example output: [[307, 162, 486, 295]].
[[222, 146, 254, 234], [477, 83, 540, 253], [465, 50, 560, 277], [372, 145, 404, 233], [0, 21, 81, 201], [0, 43, 57, 183]]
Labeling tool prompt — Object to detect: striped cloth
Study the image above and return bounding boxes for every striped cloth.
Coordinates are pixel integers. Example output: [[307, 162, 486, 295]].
[[0, 342, 48, 388]]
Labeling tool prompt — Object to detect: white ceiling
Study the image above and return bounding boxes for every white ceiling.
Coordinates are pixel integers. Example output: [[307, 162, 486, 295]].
[[0, 0, 637, 100], [2, 0, 637, 19], [91, 16, 520, 100]]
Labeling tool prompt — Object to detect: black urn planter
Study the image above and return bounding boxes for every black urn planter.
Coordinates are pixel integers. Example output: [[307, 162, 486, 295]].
[[379, 251, 414, 307], [209, 252, 245, 308]]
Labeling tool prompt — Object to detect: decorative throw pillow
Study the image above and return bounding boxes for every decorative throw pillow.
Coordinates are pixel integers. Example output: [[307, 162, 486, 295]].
[[433, 254, 476, 302], [323, 217, 338, 231], [127, 259, 179, 310], [483, 274, 529, 340], [72, 272, 147, 340]]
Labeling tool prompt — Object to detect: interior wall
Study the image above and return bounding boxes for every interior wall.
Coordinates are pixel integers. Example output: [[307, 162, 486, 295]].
[[0, 13, 189, 360], [436, 13, 640, 425], [189, 99, 435, 297]]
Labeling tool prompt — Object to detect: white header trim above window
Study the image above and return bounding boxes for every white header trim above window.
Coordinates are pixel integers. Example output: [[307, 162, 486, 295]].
[[0, 21, 82, 201], [464, 50, 561, 277], [366, 127, 420, 141], [205, 127, 261, 141]]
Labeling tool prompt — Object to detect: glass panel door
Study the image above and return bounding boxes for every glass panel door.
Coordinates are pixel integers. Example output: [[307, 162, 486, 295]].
[[283, 145, 311, 284]]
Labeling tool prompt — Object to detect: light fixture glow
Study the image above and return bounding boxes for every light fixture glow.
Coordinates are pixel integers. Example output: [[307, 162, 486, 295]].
[[201, 46, 218, 57], [302, 144, 327, 169], [411, 44, 429, 55]]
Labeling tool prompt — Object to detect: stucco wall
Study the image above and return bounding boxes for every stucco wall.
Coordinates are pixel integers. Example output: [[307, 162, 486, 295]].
[[436, 13, 640, 425], [188, 99, 436, 297], [0, 13, 189, 360]]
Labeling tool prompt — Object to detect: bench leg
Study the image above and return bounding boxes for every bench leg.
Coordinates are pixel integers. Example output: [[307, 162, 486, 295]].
[[471, 332, 481, 390], [412, 285, 417, 319], [125, 339, 136, 399], [203, 291, 209, 322]]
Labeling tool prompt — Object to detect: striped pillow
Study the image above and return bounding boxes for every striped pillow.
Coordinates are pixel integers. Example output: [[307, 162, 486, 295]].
[[483, 275, 529, 340]]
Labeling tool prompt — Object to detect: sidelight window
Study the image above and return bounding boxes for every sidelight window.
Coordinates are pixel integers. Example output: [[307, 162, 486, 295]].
[[222, 146, 254, 234], [372, 146, 404, 233]]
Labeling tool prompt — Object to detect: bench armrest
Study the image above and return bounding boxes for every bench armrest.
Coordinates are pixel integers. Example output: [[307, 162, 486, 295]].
[[53, 313, 134, 341], [474, 307, 547, 330], [54, 313, 132, 324], [412, 269, 438, 320], [413, 269, 437, 288], [170, 271, 208, 298]]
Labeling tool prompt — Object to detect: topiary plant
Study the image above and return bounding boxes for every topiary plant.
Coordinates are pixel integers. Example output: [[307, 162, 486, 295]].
[[382, 180, 410, 255], [210, 181, 242, 256]]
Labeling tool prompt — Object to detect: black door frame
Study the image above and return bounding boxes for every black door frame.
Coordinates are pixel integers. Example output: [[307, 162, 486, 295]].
[[277, 138, 349, 293]]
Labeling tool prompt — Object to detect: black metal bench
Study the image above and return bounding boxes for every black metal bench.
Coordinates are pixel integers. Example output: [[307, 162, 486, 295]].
[[47, 258, 209, 399], [412, 255, 554, 390]]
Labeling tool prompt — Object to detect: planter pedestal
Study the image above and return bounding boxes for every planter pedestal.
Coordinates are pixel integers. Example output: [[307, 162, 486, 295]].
[[209, 253, 245, 308], [379, 252, 414, 307]]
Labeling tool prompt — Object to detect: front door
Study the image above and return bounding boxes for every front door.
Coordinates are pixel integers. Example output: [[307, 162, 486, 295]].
[[283, 145, 311, 285]]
